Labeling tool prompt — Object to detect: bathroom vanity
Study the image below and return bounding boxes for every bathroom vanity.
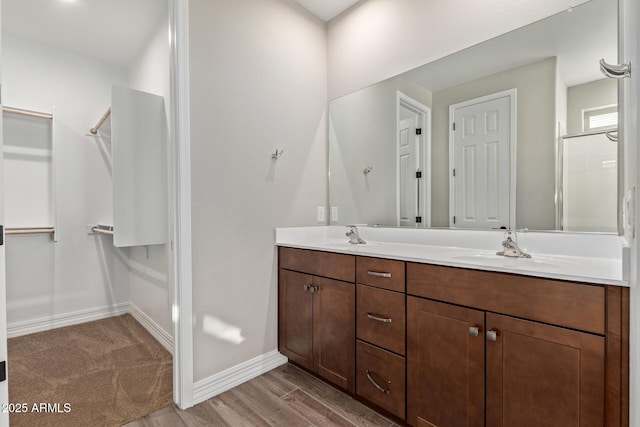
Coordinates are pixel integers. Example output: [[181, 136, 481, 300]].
[[276, 227, 629, 426]]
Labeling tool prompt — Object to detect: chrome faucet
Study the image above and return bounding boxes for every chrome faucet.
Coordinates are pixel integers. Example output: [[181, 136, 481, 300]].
[[346, 225, 366, 244], [496, 229, 531, 258]]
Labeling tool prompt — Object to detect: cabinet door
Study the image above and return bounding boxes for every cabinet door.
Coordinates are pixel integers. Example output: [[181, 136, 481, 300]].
[[486, 313, 605, 427], [407, 297, 484, 427], [313, 276, 355, 392], [278, 269, 314, 370]]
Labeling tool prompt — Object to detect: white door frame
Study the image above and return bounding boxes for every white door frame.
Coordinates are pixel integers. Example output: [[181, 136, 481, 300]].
[[396, 91, 432, 227], [0, 3, 8, 424], [169, 0, 194, 410], [448, 89, 517, 229]]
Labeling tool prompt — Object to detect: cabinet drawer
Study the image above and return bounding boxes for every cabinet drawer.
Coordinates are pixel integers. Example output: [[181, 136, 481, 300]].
[[279, 247, 355, 282], [356, 257, 405, 292], [357, 285, 405, 355], [356, 340, 406, 420], [407, 262, 605, 335]]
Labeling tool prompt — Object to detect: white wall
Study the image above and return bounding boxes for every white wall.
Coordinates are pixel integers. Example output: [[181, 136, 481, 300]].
[[127, 20, 173, 336], [188, 0, 327, 382], [327, 0, 590, 100], [2, 34, 130, 328]]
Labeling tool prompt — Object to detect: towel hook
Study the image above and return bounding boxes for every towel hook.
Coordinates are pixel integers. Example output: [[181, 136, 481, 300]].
[[272, 149, 284, 160], [600, 59, 631, 79]]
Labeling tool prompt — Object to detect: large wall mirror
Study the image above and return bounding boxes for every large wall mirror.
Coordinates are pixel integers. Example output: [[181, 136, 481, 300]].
[[329, 0, 618, 232]]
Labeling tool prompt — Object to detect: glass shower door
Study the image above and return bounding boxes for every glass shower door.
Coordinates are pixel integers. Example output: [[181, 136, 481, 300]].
[[561, 131, 617, 232]]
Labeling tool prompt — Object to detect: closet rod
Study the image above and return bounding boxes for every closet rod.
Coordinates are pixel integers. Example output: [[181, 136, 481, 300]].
[[90, 107, 111, 134], [91, 226, 114, 235], [2, 107, 52, 120], [6, 227, 55, 235]]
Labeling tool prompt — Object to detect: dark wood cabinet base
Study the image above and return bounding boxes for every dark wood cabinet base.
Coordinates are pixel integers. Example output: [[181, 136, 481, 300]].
[[278, 246, 629, 427]]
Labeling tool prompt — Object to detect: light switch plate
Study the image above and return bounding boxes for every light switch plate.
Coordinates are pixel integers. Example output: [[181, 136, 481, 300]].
[[624, 186, 635, 238], [317, 206, 325, 223], [331, 206, 339, 222]]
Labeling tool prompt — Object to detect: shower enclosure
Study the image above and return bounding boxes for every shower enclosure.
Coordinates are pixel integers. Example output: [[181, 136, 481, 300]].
[[558, 130, 618, 232]]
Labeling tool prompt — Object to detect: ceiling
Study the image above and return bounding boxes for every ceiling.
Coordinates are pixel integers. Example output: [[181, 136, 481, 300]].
[[2, 0, 167, 69], [1, 0, 356, 69], [404, 0, 615, 92], [294, 0, 361, 22]]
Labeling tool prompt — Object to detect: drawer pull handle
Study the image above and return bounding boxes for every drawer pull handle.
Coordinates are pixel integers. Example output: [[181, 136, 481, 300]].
[[487, 330, 498, 342], [366, 270, 392, 278], [469, 326, 480, 337], [367, 313, 392, 323], [366, 370, 390, 395]]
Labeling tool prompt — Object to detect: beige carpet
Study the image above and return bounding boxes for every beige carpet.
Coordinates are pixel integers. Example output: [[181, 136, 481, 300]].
[[7, 314, 172, 427]]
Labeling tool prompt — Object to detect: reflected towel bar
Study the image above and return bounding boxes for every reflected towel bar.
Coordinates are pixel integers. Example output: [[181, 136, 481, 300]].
[[90, 107, 112, 135], [6, 227, 55, 235], [561, 128, 618, 140], [2, 107, 52, 120]]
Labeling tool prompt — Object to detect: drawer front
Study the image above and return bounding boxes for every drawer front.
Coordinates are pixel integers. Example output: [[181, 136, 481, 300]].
[[357, 285, 405, 355], [356, 340, 406, 420], [407, 262, 605, 335], [356, 257, 405, 292], [279, 246, 355, 282]]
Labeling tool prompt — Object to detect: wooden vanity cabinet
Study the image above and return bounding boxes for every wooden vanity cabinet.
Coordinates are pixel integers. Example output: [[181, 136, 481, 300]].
[[278, 247, 356, 392], [278, 247, 628, 427], [407, 262, 608, 427]]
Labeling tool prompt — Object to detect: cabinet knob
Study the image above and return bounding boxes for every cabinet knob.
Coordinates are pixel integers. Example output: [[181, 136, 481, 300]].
[[303, 284, 310, 291], [469, 326, 480, 337], [309, 285, 317, 293], [486, 330, 498, 342]]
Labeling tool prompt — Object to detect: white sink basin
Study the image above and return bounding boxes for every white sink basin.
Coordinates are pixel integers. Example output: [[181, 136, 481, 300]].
[[443, 251, 575, 270], [324, 240, 378, 248]]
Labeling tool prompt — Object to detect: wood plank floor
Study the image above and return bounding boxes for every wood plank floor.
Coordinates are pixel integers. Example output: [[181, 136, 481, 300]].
[[124, 363, 399, 427]]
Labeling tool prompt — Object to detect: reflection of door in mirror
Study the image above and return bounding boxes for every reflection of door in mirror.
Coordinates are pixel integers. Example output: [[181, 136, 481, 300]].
[[398, 116, 419, 227], [397, 92, 431, 228], [449, 90, 516, 229]]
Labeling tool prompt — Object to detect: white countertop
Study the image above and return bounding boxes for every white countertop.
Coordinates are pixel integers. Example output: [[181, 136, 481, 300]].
[[275, 226, 629, 286]]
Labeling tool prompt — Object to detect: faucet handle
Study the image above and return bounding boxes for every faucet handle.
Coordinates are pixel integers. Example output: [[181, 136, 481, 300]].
[[503, 228, 527, 240]]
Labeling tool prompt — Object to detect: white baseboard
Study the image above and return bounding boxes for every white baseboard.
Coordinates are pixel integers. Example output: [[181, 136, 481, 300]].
[[7, 302, 130, 338], [7, 303, 174, 355], [192, 350, 288, 405], [129, 302, 174, 354]]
